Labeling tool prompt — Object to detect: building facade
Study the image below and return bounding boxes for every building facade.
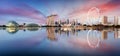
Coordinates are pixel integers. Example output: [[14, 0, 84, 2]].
[[46, 14, 58, 26], [114, 16, 119, 26], [102, 16, 108, 25]]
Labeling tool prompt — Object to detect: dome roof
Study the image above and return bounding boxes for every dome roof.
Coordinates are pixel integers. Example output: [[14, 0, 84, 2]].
[[6, 21, 19, 27]]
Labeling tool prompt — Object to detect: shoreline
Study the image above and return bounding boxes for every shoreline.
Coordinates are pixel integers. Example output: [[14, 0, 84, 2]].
[[1, 25, 120, 28]]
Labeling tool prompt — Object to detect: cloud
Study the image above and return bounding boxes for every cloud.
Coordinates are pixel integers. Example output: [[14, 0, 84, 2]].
[[65, 0, 120, 24], [0, 3, 46, 24], [98, 0, 120, 16]]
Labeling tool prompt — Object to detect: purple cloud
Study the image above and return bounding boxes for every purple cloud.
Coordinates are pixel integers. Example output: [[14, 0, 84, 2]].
[[0, 3, 46, 24]]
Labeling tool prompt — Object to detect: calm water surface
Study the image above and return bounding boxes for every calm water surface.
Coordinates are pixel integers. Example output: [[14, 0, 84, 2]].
[[0, 27, 120, 56]]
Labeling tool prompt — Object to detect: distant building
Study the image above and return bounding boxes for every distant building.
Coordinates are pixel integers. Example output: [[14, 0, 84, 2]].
[[6, 21, 19, 27], [46, 14, 58, 26], [114, 16, 119, 26], [58, 20, 62, 25], [102, 16, 108, 25], [71, 19, 76, 26], [19, 23, 26, 27], [67, 19, 69, 24]]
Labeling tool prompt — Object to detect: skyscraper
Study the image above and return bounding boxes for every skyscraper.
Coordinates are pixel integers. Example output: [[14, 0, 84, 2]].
[[102, 16, 108, 25], [114, 16, 119, 26], [67, 19, 69, 24]]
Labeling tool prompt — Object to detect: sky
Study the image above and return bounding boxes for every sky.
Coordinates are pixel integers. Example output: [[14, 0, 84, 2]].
[[0, 0, 120, 25]]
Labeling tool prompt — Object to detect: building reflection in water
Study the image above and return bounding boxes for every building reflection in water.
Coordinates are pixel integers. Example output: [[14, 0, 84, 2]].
[[87, 30, 101, 48], [1, 27, 120, 48], [27, 27, 39, 31], [6, 27, 19, 34], [101, 30, 108, 40], [114, 28, 120, 39], [46, 27, 57, 41], [0, 27, 40, 34], [46, 27, 120, 48]]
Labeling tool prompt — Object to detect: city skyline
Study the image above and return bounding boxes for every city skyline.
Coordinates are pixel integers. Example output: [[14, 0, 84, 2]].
[[1, 0, 120, 55], [0, 0, 120, 25]]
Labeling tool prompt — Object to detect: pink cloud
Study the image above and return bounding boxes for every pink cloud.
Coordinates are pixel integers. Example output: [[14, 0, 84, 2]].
[[65, 0, 120, 24]]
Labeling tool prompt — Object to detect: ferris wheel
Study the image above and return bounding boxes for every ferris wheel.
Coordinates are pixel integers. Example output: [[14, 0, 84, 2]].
[[87, 7, 100, 25], [87, 30, 101, 48]]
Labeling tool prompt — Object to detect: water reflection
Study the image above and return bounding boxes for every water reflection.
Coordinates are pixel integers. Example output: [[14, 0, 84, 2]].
[[45, 27, 120, 49], [87, 30, 101, 48], [0, 27, 40, 34], [6, 27, 19, 34], [46, 27, 57, 41], [0, 27, 120, 48], [27, 27, 39, 31]]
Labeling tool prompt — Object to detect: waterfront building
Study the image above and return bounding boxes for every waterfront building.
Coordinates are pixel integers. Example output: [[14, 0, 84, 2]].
[[46, 14, 58, 26], [102, 16, 108, 25], [6, 21, 19, 27], [114, 16, 119, 26]]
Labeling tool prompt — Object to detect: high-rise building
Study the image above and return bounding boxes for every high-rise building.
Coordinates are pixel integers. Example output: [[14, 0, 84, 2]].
[[46, 14, 58, 26], [102, 16, 108, 25], [67, 19, 69, 24], [71, 19, 76, 26], [114, 16, 119, 26], [58, 20, 62, 25]]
